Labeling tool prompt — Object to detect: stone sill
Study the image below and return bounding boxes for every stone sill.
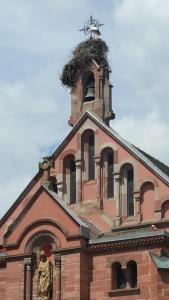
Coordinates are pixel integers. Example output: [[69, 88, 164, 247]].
[[108, 287, 140, 297], [84, 179, 97, 185]]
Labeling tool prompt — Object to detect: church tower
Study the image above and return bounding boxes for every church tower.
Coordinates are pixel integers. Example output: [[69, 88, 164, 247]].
[[61, 16, 115, 126]]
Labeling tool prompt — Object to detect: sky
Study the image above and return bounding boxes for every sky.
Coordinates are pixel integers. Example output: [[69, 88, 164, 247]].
[[1, 0, 169, 218]]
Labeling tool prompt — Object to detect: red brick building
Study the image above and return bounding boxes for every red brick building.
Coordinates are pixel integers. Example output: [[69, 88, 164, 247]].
[[1, 21, 169, 300]]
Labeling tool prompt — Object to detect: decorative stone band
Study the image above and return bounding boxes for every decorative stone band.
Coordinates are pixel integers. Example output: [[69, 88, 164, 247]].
[[88, 233, 169, 254]]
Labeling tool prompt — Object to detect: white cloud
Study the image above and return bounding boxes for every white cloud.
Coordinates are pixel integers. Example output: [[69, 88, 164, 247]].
[[0, 0, 169, 218]]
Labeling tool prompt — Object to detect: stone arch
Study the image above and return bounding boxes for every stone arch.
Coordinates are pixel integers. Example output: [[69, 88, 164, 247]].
[[99, 142, 118, 169], [14, 219, 68, 250], [118, 158, 137, 186], [26, 231, 60, 255], [140, 181, 155, 221], [58, 149, 77, 173]]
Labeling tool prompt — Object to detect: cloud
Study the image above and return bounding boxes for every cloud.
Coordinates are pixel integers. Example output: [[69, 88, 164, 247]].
[[0, 0, 169, 218], [110, 0, 169, 164]]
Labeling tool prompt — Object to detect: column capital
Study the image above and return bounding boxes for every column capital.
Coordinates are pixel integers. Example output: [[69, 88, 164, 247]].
[[133, 190, 141, 201], [113, 172, 120, 182], [57, 181, 64, 191], [75, 159, 82, 168], [24, 257, 32, 271], [94, 156, 101, 165], [54, 254, 61, 267]]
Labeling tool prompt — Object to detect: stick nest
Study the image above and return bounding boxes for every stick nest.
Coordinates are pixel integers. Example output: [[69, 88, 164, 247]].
[[60, 38, 110, 88]]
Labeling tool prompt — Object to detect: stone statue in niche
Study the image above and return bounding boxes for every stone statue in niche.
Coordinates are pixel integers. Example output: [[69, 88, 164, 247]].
[[37, 250, 52, 299]]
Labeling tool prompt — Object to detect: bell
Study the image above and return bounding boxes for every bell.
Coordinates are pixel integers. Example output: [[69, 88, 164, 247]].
[[84, 83, 95, 101]]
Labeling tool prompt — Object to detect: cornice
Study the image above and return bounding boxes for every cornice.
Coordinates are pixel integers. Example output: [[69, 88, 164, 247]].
[[88, 234, 169, 254]]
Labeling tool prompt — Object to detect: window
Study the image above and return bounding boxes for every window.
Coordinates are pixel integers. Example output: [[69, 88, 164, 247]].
[[88, 134, 95, 180], [81, 130, 95, 181], [112, 261, 137, 290], [63, 155, 76, 204], [101, 148, 114, 199], [120, 164, 134, 217], [112, 262, 126, 290], [127, 260, 137, 288], [70, 159, 76, 204], [127, 168, 134, 216]]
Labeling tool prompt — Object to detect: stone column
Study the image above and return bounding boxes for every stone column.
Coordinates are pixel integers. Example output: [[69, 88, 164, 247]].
[[75, 159, 82, 203], [57, 181, 64, 199], [54, 254, 61, 300], [134, 191, 141, 222], [114, 173, 121, 226], [95, 156, 102, 207], [24, 257, 32, 300]]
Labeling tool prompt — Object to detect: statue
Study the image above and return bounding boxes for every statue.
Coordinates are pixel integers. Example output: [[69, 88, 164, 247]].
[[37, 250, 52, 299]]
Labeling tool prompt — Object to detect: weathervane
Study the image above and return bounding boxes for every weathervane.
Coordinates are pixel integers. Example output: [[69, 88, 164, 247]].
[[79, 15, 104, 39]]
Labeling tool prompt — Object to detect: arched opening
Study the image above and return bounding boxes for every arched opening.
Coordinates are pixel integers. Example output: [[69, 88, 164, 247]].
[[25, 232, 59, 299], [63, 154, 76, 204], [49, 176, 58, 194], [141, 182, 155, 221], [81, 129, 95, 181], [161, 200, 169, 219], [101, 148, 114, 199], [26, 232, 59, 257], [83, 71, 95, 102], [127, 260, 137, 288], [120, 164, 134, 217], [112, 262, 126, 290]]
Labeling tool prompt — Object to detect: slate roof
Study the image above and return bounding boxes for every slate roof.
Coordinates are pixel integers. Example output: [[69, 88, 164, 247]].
[[134, 146, 169, 177], [89, 228, 169, 244], [150, 251, 169, 269]]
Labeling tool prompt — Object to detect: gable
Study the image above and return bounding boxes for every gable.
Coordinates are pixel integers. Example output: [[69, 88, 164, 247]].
[[3, 185, 89, 250]]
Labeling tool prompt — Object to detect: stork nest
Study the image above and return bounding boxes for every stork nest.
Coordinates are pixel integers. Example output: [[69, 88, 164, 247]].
[[60, 38, 110, 88]]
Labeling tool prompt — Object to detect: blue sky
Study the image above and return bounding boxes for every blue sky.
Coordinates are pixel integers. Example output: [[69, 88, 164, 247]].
[[1, 0, 169, 218]]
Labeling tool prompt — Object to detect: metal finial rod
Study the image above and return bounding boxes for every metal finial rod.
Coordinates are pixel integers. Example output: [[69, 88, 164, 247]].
[[79, 15, 104, 39]]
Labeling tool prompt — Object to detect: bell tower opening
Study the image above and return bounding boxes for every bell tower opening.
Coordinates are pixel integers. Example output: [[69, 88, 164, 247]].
[[83, 71, 95, 102]]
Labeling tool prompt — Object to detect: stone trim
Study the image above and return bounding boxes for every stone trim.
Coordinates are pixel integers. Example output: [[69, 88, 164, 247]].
[[108, 287, 140, 297], [89, 235, 169, 254]]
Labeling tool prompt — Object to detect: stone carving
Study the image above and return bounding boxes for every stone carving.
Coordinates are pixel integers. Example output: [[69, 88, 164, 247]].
[[37, 250, 52, 299]]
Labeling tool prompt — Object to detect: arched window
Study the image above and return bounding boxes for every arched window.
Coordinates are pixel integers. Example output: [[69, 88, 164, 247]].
[[101, 148, 114, 199], [112, 262, 126, 290], [161, 200, 169, 219], [70, 159, 76, 204], [140, 182, 154, 221], [127, 260, 137, 288], [83, 71, 95, 102], [120, 164, 134, 217], [82, 130, 95, 181], [63, 155, 76, 204], [127, 168, 134, 216]]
